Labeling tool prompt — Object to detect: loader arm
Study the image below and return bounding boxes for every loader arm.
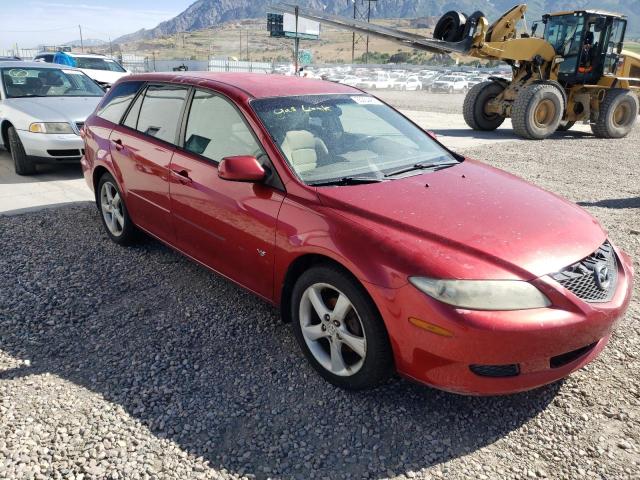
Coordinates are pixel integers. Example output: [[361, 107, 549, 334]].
[[273, 3, 480, 55]]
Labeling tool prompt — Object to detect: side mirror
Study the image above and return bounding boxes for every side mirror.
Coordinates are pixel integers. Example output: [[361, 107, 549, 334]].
[[218, 155, 266, 183]]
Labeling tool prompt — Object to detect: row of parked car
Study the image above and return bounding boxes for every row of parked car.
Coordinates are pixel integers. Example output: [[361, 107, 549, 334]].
[[0, 53, 130, 174], [288, 66, 511, 93]]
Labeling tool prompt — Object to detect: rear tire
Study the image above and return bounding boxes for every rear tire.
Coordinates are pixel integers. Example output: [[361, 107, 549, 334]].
[[512, 83, 564, 140], [97, 172, 139, 246], [463, 81, 506, 131], [591, 89, 638, 139], [291, 265, 394, 390], [8, 126, 36, 175]]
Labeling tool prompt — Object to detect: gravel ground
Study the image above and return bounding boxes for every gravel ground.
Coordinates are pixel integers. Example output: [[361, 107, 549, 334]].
[[1, 94, 639, 480], [368, 90, 465, 114]]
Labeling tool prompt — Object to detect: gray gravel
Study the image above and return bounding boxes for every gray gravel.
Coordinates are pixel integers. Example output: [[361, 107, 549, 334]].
[[369, 89, 466, 114], [1, 94, 639, 480]]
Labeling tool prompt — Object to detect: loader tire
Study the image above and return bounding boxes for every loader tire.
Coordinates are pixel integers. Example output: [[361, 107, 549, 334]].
[[512, 83, 564, 140], [591, 89, 638, 139], [434, 11, 467, 42], [463, 81, 506, 131]]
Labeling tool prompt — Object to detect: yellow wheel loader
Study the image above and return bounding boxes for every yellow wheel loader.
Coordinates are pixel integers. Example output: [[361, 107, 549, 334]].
[[276, 3, 640, 140]]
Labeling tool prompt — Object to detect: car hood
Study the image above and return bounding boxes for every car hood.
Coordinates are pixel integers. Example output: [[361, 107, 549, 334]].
[[4, 96, 102, 123], [79, 69, 128, 85], [316, 160, 606, 280]]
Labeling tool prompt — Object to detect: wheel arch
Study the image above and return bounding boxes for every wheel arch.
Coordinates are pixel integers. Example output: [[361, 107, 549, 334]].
[[279, 253, 373, 324], [1, 120, 13, 151]]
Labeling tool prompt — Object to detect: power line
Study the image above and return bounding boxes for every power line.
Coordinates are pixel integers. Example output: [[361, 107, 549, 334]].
[[1, 25, 77, 33]]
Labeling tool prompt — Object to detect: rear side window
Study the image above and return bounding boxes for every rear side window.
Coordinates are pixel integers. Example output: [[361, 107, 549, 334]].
[[135, 84, 189, 144], [96, 81, 143, 124]]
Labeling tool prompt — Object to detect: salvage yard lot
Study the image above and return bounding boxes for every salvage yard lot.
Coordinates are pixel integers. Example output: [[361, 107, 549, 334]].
[[0, 93, 639, 479]]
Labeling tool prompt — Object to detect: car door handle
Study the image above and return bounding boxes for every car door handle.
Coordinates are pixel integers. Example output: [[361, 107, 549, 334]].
[[112, 138, 124, 151], [171, 169, 192, 184]]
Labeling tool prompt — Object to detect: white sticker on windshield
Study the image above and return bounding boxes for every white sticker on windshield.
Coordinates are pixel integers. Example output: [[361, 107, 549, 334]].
[[62, 69, 83, 75], [351, 96, 382, 105]]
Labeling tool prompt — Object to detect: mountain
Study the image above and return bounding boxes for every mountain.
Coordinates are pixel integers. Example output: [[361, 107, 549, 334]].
[[64, 38, 107, 48], [114, 0, 640, 43]]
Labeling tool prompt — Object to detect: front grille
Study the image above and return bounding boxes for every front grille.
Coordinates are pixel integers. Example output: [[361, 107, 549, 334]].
[[469, 364, 520, 377], [551, 241, 618, 303], [550, 342, 598, 368], [47, 149, 82, 157]]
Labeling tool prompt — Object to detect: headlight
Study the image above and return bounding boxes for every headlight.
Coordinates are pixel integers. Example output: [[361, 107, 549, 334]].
[[29, 122, 74, 134], [409, 277, 551, 311]]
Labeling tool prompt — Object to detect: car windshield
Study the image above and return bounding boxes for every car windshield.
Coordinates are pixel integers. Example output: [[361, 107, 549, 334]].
[[73, 57, 126, 72], [440, 76, 456, 81], [1, 67, 104, 98], [251, 94, 458, 185]]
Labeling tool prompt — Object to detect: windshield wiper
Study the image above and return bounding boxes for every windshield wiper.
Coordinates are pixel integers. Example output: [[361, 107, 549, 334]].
[[384, 162, 458, 178], [308, 176, 384, 186]]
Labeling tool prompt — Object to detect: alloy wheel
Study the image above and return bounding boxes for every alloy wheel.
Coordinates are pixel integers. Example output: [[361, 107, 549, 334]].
[[100, 181, 124, 236], [299, 283, 367, 376]]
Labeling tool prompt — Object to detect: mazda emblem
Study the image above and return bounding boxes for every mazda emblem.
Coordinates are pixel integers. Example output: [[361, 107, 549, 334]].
[[593, 262, 610, 291]]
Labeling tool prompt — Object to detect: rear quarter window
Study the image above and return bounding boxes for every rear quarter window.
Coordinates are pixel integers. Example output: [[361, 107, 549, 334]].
[[96, 81, 144, 124]]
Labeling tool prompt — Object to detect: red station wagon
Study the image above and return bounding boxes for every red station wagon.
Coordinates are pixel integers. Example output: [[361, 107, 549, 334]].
[[81, 73, 633, 394]]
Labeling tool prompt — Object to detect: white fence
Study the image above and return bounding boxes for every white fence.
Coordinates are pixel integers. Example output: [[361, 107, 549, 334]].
[[208, 59, 273, 74], [118, 54, 149, 73], [1, 48, 39, 59]]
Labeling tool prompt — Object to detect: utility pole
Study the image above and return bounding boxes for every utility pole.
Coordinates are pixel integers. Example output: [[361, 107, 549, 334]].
[[351, 2, 356, 64], [239, 28, 243, 60], [79, 25, 84, 52], [350, 0, 376, 64], [294, 6, 300, 75], [108, 35, 113, 57], [365, 2, 371, 64], [246, 29, 249, 61]]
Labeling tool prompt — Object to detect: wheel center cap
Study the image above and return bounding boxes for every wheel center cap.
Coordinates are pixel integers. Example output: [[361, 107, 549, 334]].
[[326, 322, 337, 336]]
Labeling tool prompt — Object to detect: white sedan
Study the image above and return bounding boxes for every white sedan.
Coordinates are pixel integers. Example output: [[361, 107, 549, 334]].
[[0, 61, 104, 175]]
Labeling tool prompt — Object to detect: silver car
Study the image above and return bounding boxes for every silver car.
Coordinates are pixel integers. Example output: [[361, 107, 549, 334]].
[[0, 61, 104, 175]]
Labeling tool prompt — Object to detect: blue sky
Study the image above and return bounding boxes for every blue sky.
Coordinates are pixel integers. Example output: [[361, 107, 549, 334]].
[[0, 0, 194, 50]]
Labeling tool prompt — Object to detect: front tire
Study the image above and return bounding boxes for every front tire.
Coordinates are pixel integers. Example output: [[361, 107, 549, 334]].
[[591, 89, 638, 139], [291, 265, 394, 390], [463, 81, 506, 131], [8, 126, 36, 175], [512, 83, 564, 140], [97, 172, 139, 245]]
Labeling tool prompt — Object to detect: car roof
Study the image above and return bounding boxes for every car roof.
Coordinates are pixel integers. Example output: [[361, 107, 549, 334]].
[[67, 53, 107, 58], [123, 72, 361, 99], [0, 60, 80, 69]]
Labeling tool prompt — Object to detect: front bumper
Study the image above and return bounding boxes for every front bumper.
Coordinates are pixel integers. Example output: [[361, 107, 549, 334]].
[[18, 129, 84, 164], [367, 247, 634, 395]]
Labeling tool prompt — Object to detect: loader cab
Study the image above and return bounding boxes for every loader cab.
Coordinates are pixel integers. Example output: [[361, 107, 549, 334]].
[[538, 11, 627, 86]]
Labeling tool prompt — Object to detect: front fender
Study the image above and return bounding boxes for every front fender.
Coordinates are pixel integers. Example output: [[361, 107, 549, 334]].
[[274, 197, 409, 296]]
